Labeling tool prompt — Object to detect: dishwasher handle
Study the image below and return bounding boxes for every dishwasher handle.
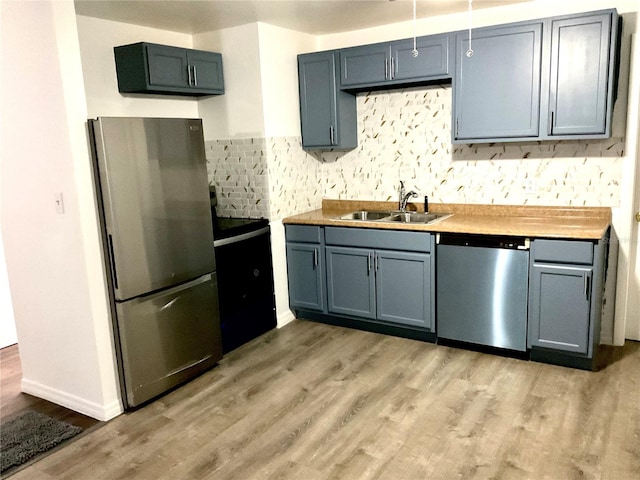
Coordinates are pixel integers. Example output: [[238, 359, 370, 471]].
[[437, 233, 529, 250]]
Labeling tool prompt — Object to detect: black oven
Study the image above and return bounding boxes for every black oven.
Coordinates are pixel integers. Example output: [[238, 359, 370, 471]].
[[213, 216, 276, 354]]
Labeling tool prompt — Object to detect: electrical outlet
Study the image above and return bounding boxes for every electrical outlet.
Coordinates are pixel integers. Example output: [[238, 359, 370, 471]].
[[524, 180, 537, 194]]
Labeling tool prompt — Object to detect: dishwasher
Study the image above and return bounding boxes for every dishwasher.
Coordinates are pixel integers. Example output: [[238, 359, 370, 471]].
[[436, 233, 530, 352]]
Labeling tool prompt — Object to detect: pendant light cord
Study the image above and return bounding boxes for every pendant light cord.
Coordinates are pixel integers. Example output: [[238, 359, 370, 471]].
[[412, 0, 419, 57], [466, 0, 474, 57]]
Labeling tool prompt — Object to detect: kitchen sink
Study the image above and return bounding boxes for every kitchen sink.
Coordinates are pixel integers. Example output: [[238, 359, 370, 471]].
[[335, 210, 452, 224], [338, 210, 395, 221], [385, 212, 452, 224]]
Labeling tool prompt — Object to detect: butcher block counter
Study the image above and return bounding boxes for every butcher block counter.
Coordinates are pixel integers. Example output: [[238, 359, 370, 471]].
[[282, 199, 611, 240]]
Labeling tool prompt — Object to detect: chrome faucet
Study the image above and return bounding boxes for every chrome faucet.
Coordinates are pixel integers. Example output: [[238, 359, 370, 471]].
[[398, 181, 418, 212]]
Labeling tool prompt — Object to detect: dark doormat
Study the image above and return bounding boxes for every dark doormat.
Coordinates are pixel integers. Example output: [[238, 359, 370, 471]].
[[0, 410, 83, 474]]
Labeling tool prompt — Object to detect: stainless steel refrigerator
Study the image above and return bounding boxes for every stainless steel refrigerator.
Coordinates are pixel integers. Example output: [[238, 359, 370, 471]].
[[89, 117, 222, 409]]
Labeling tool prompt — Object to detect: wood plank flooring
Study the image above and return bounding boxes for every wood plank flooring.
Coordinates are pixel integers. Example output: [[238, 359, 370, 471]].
[[6, 320, 640, 480]]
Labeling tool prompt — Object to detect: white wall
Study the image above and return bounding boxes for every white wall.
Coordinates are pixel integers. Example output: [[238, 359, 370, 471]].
[[195, 24, 265, 141], [0, 232, 17, 348], [257, 23, 316, 138], [76, 15, 198, 119], [1, 0, 120, 420]]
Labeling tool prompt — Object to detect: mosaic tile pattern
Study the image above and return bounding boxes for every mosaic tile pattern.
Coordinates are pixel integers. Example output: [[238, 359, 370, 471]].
[[317, 85, 624, 207], [205, 138, 270, 219], [205, 85, 624, 221]]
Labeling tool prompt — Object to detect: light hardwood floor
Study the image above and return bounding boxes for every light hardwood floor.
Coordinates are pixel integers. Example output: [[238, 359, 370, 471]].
[[7, 319, 640, 480]]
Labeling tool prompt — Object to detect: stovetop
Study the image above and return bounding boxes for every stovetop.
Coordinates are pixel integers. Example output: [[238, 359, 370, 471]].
[[213, 214, 268, 240]]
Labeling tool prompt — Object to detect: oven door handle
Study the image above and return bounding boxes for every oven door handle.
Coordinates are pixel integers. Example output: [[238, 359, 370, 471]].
[[213, 226, 269, 247]]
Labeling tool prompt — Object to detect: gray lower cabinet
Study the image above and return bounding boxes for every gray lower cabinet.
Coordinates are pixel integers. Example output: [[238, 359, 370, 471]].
[[114, 42, 224, 96], [326, 246, 432, 329], [453, 22, 543, 141], [528, 264, 593, 353], [324, 228, 434, 330], [298, 51, 357, 150], [285, 226, 326, 312], [527, 238, 606, 366]]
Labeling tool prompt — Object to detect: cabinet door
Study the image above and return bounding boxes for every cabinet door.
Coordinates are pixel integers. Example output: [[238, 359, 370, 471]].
[[298, 52, 338, 148], [392, 34, 450, 81], [146, 44, 189, 88], [454, 23, 542, 141], [188, 50, 224, 92], [286, 243, 325, 312], [528, 264, 592, 354], [376, 250, 432, 329], [547, 13, 612, 136], [326, 246, 376, 319], [340, 43, 390, 87]]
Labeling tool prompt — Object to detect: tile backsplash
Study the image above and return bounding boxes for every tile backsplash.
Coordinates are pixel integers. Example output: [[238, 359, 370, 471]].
[[206, 138, 270, 219], [206, 84, 625, 221]]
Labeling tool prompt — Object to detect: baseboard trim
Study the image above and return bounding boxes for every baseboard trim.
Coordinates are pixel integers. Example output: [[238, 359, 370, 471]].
[[277, 309, 296, 328], [21, 378, 123, 421]]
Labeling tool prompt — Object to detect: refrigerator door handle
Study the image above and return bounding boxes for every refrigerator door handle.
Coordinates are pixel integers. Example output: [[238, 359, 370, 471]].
[[108, 234, 118, 289]]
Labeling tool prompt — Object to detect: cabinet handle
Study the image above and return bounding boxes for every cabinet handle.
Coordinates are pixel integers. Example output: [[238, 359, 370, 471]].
[[390, 56, 395, 80], [193, 65, 198, 86], [367, 253, 371, 275], [313, 248, 318, 267], [187, 65, 193, 86], [549, 110, 554, 135], [584, 274, 590, 301], [455, 117, 459, 138], [375, 254, 379, 271], [385, 58, 389, 80], [329, 125, 335, 145]]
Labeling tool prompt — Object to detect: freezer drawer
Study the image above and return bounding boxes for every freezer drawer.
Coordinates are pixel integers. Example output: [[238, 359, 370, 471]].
[[115, 273, 222, 408]]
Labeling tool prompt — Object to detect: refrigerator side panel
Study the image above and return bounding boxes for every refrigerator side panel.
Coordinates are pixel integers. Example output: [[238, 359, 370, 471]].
[[116, 273, 222, 408], [93, 117, 215, 301]]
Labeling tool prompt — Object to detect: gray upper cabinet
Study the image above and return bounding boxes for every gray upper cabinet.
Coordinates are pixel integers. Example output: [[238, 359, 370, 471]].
[[454, 8, 620, 143], [340, 34, 451, 89], [453, 22, 543, 142], [545, 11, 617, 137], [392, 35, 450, 82], [298, 51, 357, 150], [114, 42, 224, 96], [340, 44, 391, 87]]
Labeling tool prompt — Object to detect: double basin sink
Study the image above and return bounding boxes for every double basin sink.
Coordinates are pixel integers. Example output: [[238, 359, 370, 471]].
[[335, 210, 452, 224]]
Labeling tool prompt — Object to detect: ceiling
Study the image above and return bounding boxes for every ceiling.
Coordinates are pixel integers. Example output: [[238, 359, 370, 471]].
[[74, 0, 533, 36]]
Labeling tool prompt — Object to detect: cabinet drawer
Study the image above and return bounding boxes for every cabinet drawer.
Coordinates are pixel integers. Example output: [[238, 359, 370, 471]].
[[325, 227, 431, 253], [285, 225, 323, 244], [533, 239, 594, 265]]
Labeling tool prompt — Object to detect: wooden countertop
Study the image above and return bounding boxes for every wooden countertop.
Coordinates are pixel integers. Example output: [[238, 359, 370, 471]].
[[282, 199, 611, 240]]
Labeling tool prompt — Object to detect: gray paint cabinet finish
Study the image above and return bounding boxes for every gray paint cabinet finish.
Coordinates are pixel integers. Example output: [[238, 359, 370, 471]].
[[339, 34, 451, 89], [285, 225, 326, 312], [547, 12, 614, 136], [528, 264, 592, 354], [453, 22, 542, 141], [326, 246, 432, 329], [528, 237, 605, 360], [114, 42, 224, 96], [324, 228, 434, 330], [298, 51, 357, 149]]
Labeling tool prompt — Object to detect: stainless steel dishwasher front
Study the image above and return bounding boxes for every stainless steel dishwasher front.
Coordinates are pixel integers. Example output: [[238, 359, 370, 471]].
[[436, 233, 530, 351]]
